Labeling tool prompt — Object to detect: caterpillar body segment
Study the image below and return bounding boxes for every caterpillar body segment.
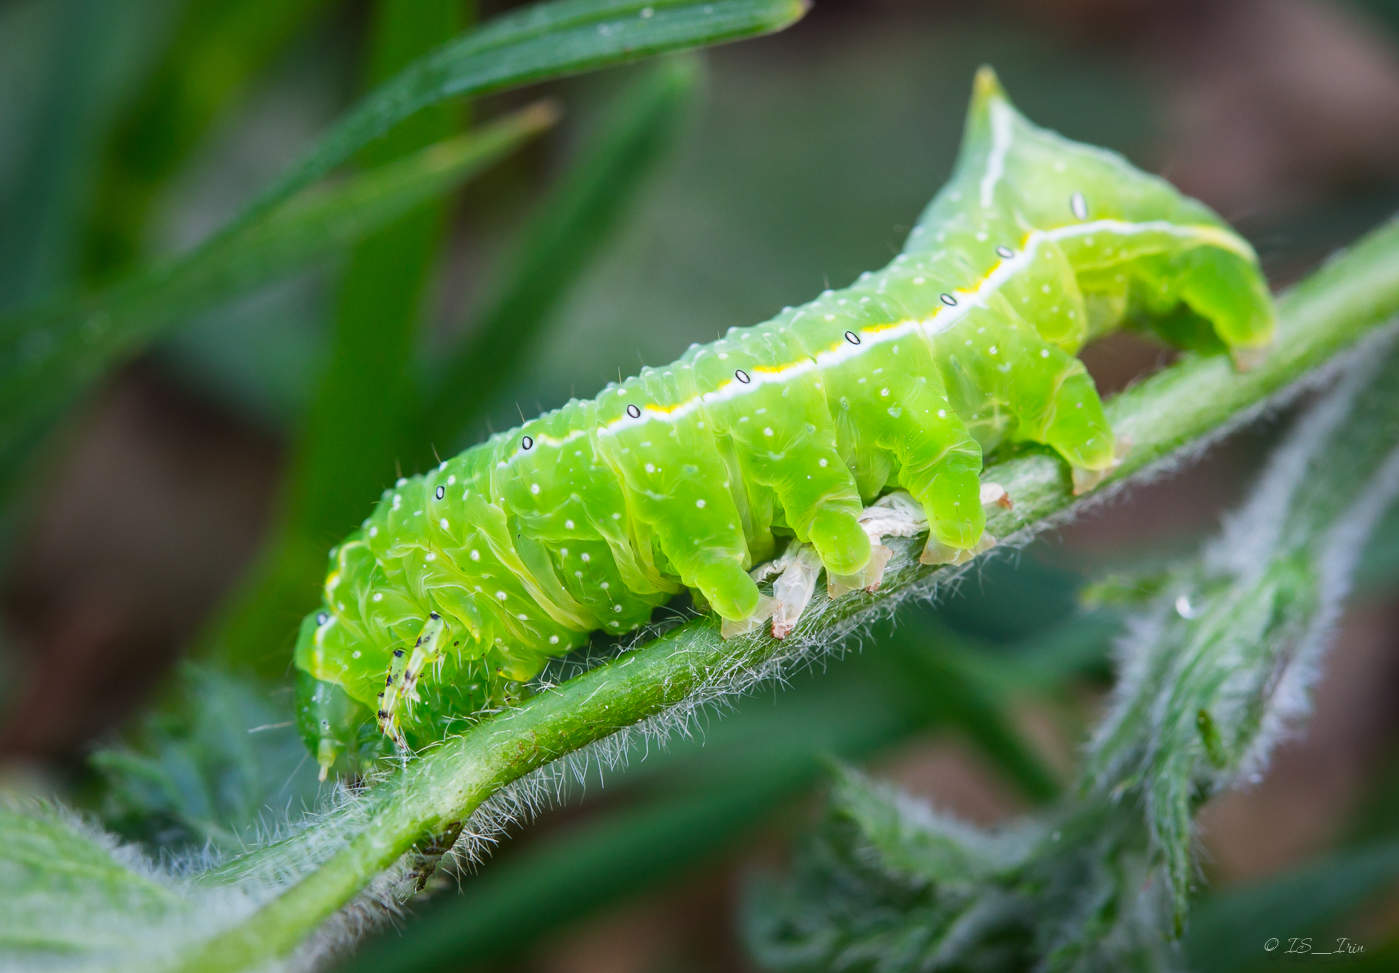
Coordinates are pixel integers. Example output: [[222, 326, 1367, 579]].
[[294, 68, 1275, 776]]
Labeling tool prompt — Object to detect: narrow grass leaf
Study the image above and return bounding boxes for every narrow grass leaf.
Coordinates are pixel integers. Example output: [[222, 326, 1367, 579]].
[[203, 0, 473, 676], [1187, 842, 1399, 973], [0, 104, 555, 486], [83, 0, 331, 275], [223, 0, 807, 241]]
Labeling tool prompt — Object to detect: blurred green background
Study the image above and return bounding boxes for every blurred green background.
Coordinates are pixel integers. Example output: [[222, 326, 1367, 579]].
[[2, 0, 1399, 970]]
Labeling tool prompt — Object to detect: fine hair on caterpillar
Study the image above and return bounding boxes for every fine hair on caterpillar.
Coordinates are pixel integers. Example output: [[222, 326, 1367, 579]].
[[293, 66, 1276, 778]]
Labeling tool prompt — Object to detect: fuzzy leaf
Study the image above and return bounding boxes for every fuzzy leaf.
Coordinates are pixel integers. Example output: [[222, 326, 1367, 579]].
[[90, 666, 320, 854], [0, 803, 185, 966]]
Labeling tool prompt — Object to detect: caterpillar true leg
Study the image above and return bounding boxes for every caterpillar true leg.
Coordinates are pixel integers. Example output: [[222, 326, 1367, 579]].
[[376, 611, 446, 747]]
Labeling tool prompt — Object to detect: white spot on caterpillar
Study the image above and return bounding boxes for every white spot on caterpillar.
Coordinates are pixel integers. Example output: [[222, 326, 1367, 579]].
[[1070, 191, 1089, 220], [940, 293, 958, 307], [696, 498, 707, 508], [435, 486, 445, 500], [425, 553, 436, 562], [440, 518, 450, 529], [549, 634, 561, 644], [530, 483, 541, 495], [470, 549, 481, 560], [496, 591, 508, 601], [369, 526, 379, 537], [373, 592, 383, 602], [564, 519, 575, 530]]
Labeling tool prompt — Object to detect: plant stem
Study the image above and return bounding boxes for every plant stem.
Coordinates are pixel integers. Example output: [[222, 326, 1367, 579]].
[[173, 216, 1399, 972]]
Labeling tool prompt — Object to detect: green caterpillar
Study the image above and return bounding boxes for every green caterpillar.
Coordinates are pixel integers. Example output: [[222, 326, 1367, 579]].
[[294, 68, 1274, 777]]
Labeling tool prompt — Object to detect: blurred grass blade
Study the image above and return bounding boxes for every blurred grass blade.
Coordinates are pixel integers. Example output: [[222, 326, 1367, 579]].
[[225, 0, 806, 242], [203, 0, 473, 676], [0, 104, 555, 485], [341, 786, 790, 973], [420, 54, 702, 458], [1187, 842, 1399, 973], [0, 0, 126, 311], [878, 627, 1065, 804], [83, 0, 331, 276]]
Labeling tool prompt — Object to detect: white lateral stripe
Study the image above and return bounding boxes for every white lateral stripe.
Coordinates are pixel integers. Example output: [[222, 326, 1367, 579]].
[[979, 101, 1013, 209], [511, 218, 1251, 459]]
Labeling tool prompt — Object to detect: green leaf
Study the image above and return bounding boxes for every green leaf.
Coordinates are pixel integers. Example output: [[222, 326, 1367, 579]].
[[89, 666, 320, 855], [0, 0, 138, 310], [0, 802, 183, 964], [83, 0, 332, 276], [222, 0, 807, 241], [0, 103, 555, 488]]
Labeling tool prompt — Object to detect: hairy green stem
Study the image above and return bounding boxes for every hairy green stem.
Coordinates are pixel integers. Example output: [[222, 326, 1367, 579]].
[[175, 217, 1399, 972]]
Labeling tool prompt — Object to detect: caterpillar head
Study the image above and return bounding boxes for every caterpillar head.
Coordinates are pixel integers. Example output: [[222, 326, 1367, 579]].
[[293, 612, 383, 779]]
